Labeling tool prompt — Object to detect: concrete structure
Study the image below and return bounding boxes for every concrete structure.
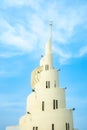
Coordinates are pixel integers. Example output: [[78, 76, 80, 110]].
[[6, 126, 20, 130], [6, 24, 76, 130]]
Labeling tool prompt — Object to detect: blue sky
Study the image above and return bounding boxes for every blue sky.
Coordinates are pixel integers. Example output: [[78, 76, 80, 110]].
[[0, 0, 87, 130]]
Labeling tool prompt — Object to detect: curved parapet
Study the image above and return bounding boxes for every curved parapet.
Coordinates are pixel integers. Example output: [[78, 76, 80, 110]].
[[31, 66, 43, 88]]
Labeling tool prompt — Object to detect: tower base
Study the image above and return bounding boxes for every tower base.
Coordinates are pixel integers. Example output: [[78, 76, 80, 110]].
[[6, 126, 20, 130]]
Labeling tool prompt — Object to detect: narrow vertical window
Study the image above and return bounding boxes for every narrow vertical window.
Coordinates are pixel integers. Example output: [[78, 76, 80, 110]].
[[66, 123, 67, 130], [33, 127, 38, 130], [53, 100, 55, 109], [33, 127, 35, 130], [54, 81, 56, 87], [52, 124, 54, 130], [46, 81, 47, 88], [42, 101, 44, 111], [66, 123, 70, 130], [36, 127, 38, 130], [56, 100, 58, 108], [53, 100, 58, 109], [46, 81, 50, 88], [45, 65, 49, 70], [68, 123, 70, 130]]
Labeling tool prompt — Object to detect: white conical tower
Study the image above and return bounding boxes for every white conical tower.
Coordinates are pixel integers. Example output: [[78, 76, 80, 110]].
[[19, 23, 75, 130], [6, 24, 76, 130], [40, 22, 53, 70]]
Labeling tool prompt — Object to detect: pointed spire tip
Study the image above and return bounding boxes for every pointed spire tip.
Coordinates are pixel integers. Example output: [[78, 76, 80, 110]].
[[49, 21, 53, 41]]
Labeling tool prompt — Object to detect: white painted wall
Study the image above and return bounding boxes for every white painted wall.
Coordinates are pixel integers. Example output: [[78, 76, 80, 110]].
[[6, 35, 75, 130]]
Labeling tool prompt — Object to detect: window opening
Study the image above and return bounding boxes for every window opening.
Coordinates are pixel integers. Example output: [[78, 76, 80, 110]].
[[54, 81, 56, 87], [53, 100, 58, 109], [33, 127, 38, 130], [56, 100, 58, 108], [46, 81, 50, 88], [52, 124, 54, 130], [53, 100, 55, 109], [36, 127, 38, 130], [42, 101, 44, 111], [27, 112, 30, 114], [66, 123, 70, 130], [45, 65, 49, 70], [33, 127, 35, 130]]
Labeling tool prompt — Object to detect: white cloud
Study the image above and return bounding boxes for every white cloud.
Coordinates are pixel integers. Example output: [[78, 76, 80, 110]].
[[0, 18, 14, 33], [0, 1, 87, 63], [0, 94, 25, 113], [0, 100, 24, 108], [53, 7, 86, 44], [29, 15, 50, 44], [3, 0, 43, 10], [29, 2, 87, 45], [79, 46, 87, 57], [66, 95, 87, 110], [0, 12, 85, 64], [53, 46, 72, 64], [0, 51, 23, 58], [0, 19, 38, 52], [0, 69, 18, 77], [4, 0, 26, 6]]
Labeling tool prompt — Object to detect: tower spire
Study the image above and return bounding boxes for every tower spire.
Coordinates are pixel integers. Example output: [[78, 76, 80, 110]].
[[44, 22, 53, 69], [46, 21, 53, 54], [49, 21, 52, 42]]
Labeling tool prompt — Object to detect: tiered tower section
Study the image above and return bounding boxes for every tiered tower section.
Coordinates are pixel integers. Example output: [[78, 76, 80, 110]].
[[19, 25, 74, 130]]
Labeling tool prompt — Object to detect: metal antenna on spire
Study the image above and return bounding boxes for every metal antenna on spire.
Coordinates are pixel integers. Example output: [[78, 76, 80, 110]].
[[49, 21, 52, 41]]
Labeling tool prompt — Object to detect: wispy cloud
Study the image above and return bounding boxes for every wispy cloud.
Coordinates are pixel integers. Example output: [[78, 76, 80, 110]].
[[0, 69, 19, 77], [0, 0, 87, 64], [3, 0, 43, 10], [0, 94, 25, 109], [0, 19, 38, 52], [79, 46, 87, 57], [0, 51, 23, 58], [53, 46, 72, 64], [0, 1, 87, 130], [67, 95, 87, 109]]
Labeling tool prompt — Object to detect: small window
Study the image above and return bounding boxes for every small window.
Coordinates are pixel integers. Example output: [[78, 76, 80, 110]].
[[46, 81, 50, 88], [45, 65, 49, 70], [36, 127, 38, 130], [56, 100, 58, 108], [54, 81, 56, 87], [53, 100, 55, 109], [32, 89, 35, 92], [27, 112, 30, 114], [33, 127, 38, 130], [53, 100, 58, 109], [33, 127, 35, 130], [52, 124, 54, 130], [42, 101, 44, 111], [66, 123, 70, 130]]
